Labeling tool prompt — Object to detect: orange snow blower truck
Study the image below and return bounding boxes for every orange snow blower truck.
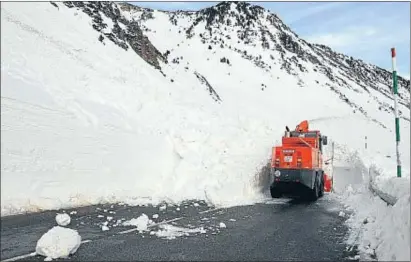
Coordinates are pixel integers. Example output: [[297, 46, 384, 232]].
[[269, 120, 332, 200]]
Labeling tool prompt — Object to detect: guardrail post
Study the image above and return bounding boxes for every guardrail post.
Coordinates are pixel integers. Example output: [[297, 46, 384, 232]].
[[331, 142, 335, 192], [391, 48, 402, 178]]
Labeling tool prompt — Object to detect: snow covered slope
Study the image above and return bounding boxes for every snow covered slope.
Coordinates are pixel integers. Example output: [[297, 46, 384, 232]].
[[1, 1, 409, 220]]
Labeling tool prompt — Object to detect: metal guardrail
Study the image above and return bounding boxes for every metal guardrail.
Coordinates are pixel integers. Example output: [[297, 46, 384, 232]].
[[368, 167, 398, 206]]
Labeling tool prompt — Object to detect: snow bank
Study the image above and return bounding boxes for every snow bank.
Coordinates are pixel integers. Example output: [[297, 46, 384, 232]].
[[328, 131, 410, 261], [369, 166, 410, 201], [342, 184, 410, 261], [35, 226, 82, 260]]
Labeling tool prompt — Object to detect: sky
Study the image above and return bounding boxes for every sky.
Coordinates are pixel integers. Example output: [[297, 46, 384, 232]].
[[130, 1, 410, 80]]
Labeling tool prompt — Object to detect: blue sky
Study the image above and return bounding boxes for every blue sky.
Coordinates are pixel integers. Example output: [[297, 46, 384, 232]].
[[131, 1, 410, 79]]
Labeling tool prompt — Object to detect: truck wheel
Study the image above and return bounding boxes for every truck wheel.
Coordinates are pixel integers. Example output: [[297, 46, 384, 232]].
[[310, 181, 319, 201], [270, 187, 282, 198], [319, 177, 324, 198]]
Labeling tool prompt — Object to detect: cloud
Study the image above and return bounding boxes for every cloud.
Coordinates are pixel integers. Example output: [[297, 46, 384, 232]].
[[306, 23, 409, 57], [401, 74, 410, 80], [301, 2, 409, 73], [285, 2, 344, 25], [306, 26, 381, 49], [398, 70, 410, 80]]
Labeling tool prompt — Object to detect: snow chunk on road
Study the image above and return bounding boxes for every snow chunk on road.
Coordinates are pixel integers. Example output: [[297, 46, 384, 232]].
[[153, 224, 206, 240], [219, 222, 227, 228], [122, 214, 154, 231], [152, 214, 159, 219], [35, 226, 81, 260], [55, 213, 71, 227]]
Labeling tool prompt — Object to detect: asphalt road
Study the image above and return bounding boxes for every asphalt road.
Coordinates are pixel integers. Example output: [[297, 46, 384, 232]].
[[1, 195, 358, 261]]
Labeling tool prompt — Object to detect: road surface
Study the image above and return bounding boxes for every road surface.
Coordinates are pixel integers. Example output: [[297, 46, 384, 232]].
[[1, 195, 358, 261]]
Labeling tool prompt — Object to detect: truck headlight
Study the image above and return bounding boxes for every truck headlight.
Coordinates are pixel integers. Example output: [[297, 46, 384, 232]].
[[274, 170, 281, 177]]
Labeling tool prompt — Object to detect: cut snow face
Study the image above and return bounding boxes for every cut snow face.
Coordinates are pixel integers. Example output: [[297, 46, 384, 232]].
[[55, 213, 71, 227], [151, 224, 207, 240], [122, 214, 154, 232], [35, 226, 81, 260]]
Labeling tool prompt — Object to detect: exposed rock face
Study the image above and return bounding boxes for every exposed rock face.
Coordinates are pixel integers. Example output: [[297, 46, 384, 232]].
[[62, 1, 165, 70], [194, 71, 222, 103]]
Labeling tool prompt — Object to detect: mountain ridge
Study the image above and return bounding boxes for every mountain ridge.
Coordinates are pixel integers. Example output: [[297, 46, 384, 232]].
[[122, 1, 410, 83], [55, 1, 409, 127]]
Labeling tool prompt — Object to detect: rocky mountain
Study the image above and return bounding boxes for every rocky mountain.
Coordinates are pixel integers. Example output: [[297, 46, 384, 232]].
[[55, 1, 409, 127]]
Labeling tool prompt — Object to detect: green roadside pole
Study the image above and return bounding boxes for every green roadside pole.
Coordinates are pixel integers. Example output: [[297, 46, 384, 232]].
[[391, 48, 401, 178]]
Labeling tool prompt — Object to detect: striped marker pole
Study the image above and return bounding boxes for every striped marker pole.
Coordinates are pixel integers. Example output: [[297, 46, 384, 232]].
[[391, 48, 401, 178]]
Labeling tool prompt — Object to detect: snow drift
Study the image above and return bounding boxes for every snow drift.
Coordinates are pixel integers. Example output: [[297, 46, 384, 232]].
[[1, 1, 409, 225]]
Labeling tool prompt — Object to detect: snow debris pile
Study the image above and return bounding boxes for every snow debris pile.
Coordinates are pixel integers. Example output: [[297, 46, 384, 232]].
[[122, 213, 155, 232], [120, 213, 228, 240], [151, 224, 207, 240], [55, 213, 71, 227], [101, 221, 110, 231], [35, 226, 82, 261]]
